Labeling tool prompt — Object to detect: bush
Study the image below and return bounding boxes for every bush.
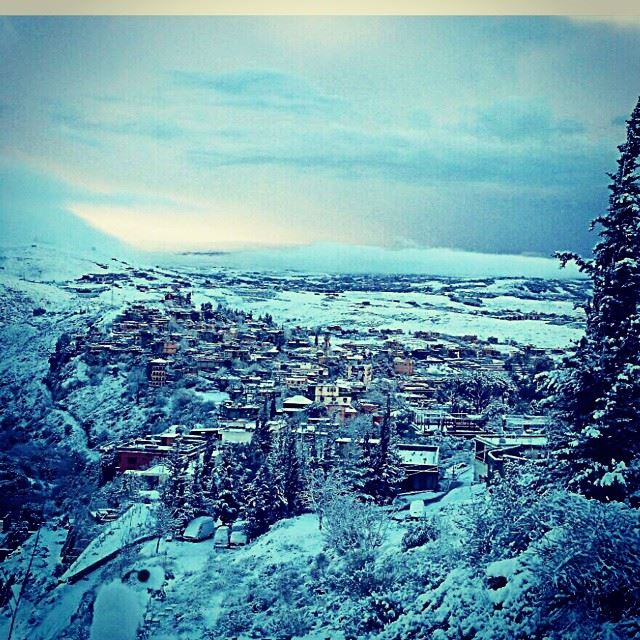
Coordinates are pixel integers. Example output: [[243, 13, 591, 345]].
[[401, 517, 439, 551], [529, 493, 640, 629]]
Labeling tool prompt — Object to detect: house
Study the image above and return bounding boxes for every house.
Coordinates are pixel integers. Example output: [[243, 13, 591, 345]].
[[282, 394, 313, 414], [398, 444, 440, 492], [114, 433, 206, 473], [221, 426, 254, 444], [221, 401, 261, 420], [313, 382, 352, 406], [325, 401, 358, 422], [115, 440, 172, 472], [123, 463, 171, 489], [473, 434, 548, 482], [393, 357, 415, 376], [163, 341, 178, 355]]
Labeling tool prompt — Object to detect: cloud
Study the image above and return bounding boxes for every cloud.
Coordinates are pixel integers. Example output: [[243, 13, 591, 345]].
[[178, 241, 586, 279], [37, 70, 613, 200], [469, 97, 586, 142], [67, 201, 306, 251], [170, 69, 344, 114], [50, 107, 183, 141], [187, 115, 610, 189]]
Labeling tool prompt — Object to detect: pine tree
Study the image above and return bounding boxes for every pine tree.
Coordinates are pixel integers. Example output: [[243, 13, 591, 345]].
[[320, 437, 339, 477], [215, 446, 241, 525], [307, 434, 320, 472], [270, 424, 305, 518], [374, 398, 406, 504], [244, 463, 277, 541], [159, 447, 190, 533], [189, 459, 217, 519], [552, 96, 640, 504], [353, 401, 405, 505], [352, 429, 378, 500], [249, 412, 273, 471]]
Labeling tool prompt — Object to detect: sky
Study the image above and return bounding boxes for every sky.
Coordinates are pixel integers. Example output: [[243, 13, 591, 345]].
[[1, 16, 639, 257]]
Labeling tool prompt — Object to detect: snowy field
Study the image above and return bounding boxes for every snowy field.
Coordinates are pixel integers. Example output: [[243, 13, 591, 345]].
[[0, 244, 587, 352]]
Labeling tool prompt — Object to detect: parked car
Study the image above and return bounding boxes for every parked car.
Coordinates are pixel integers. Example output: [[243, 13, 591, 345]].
[[214, 525, 231, 548], [230, 520, 248, 546], [182, 516, 215, 542]]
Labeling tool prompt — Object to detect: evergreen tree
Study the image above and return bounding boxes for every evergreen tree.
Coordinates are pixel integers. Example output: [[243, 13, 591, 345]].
[[353, 401, 405, 505], [319, 437, 339, 477], [269, 397, 278, 420], [215, 446, 241, 525], [354, 397, 404, 504], [374, 399, 406, 504], [189, 459, 217, 519], [160, 446, 188, 533], [270, 424, 305, 518], [249, 412, 273, 471], [243, 463, 277, 540], [551, 96, 640, 504], [353, 429, 378, 500], [307, 434, 320, 472]]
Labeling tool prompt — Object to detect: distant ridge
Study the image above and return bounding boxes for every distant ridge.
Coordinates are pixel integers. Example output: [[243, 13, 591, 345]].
[[178, 250, 229, 256], [167, 242, 586, 279]]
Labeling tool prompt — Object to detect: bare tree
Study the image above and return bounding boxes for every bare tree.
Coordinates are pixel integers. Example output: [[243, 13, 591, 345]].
[[322, 491, 388, 557]]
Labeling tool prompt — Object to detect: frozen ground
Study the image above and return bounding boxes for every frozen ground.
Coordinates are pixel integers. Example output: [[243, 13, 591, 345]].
[[2, 473, 489, 640]]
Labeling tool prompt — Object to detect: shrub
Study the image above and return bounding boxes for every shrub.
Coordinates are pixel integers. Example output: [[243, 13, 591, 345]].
[[401, 517, 439, 551]]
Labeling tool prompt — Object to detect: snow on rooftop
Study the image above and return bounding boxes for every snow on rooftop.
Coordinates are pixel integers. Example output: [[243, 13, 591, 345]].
[[61, 504, 155, 582], [478, 434, 548, 447], [283, 394, 313, 405], [398, 447, 440, 467]]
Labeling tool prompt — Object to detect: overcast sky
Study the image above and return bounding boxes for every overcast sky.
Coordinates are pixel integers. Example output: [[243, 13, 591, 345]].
[[1, 16, 639, 255]]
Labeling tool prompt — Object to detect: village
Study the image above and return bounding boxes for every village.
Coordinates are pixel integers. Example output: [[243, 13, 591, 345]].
[[6, 259, 559, 565]]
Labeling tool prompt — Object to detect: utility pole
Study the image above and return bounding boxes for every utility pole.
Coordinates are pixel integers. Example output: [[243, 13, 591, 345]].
[[7, 525, 41, 640]]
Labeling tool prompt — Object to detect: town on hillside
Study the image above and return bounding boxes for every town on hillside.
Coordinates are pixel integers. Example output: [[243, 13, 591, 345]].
[[0, 265, 564, 576]]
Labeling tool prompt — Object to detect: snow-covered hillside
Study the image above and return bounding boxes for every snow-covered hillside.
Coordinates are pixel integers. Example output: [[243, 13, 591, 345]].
[[0, 481, 474, 640], [0, 243, 601, 640]]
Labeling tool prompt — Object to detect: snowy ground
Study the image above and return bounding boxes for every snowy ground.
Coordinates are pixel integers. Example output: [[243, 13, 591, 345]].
[[0, 243, 587, 353], [1, 463, 483, 640], [0, 243, 588, 639]]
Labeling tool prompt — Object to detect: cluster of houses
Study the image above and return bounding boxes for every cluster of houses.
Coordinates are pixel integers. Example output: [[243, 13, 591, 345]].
[[0, 276, 554, 571], [69, 282, 554, 503], [0, 265, 573, 577]]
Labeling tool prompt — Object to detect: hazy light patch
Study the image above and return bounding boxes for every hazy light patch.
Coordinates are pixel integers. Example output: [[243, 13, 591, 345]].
[[68, 202, 306, 252]]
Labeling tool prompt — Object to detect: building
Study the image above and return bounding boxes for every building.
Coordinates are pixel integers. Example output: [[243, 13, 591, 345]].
[[313, 382, 351, 406], [393, 357, 415, 376], [473, 434, 548, 482], [163, 341, 178, 355], [325, 401, 358, 422], [149, 358, 168, 387], [115, 432, 206, 473], [398, 444, 440, 492], [282, 394, 314, 414]]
